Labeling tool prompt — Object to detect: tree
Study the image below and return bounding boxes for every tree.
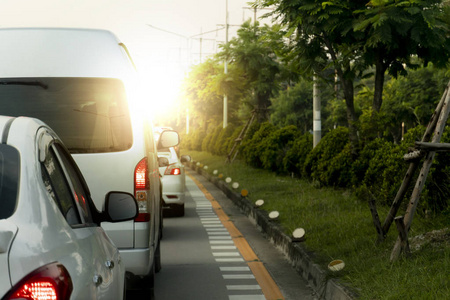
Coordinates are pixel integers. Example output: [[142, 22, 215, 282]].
[[256, 0, 368, 150], [353, 0, 450, 112], [219, 21, 286, 122]]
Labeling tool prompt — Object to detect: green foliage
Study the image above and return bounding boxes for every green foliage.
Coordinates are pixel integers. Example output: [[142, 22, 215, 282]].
[[213, 124, 236, 156], [361, 125, 425, 205], [270, 79, 313, 132], [259, 125, 301, 172], [283, 133, 313, 177], [183, 129, 206, 151], [240, 122, 276, 168], [203, 125, 222, 153], [303, 127, 349, 183]]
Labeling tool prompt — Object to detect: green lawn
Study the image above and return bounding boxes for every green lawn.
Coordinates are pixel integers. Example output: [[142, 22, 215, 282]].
[[187, 151, 450, 299]]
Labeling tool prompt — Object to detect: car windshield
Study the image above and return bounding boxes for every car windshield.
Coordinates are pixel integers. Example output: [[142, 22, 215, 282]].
[[0, 144, 20, 219], [0, 78, 133, 153]]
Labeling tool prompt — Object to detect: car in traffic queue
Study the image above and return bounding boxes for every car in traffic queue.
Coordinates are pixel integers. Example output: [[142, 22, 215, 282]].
[[0, 28, 180, 290], [157, 145, 191, 217], [0, 115, 139, 300]]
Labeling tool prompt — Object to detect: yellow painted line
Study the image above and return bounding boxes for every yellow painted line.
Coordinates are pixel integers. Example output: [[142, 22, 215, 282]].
[[187, 171, 285, 300]]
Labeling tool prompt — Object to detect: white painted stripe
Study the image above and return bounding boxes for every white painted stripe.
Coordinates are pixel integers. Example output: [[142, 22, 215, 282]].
[[220, 267, 250, 272], [226, 285, 261, 291], [200, 218, 220, 221], [213, 252, 240, 257], [215, 258, 244, 262], [223, 274, 255, 279], [211, 246, 236, 250], [210, 240, 234, 244], [203, 225, 224, 228], [201, 221, 222, 224], [207, 232, 229, 235], [228, 295, 265, 300], [209, 236, 232, 240], [206, 228, 227, 231]]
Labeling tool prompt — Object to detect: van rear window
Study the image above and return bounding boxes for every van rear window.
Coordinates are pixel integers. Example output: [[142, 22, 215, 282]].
[[0, 78, 133, 153]]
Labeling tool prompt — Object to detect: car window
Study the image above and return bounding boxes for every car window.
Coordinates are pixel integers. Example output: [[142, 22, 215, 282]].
[[53, 144, 94, 224], [41, 146, 82, 226], [0, 77, 133, 153], [0, 144, 20, 219]]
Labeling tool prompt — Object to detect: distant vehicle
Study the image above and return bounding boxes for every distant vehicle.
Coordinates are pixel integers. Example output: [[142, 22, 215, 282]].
[[158, 146, 191, 216], [155, 127, 191, 217], [0, 27, 180, 290], [0, 115, 138, 300]]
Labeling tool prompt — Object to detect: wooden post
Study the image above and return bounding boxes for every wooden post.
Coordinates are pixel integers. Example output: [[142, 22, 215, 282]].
[[391, 216, 410, 260], [382, 86, 449, 239], [368, 194, 384, 242], [391, 83, 450, 261]]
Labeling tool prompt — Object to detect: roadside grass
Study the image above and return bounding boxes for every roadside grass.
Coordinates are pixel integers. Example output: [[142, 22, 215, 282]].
[[187, 151, 450, 299]]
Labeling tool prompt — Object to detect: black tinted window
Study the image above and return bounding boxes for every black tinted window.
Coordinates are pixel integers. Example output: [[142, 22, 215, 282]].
[[0, 145, 19, 219], [0, 78, 133, 153], [42, 147, 81, 225]]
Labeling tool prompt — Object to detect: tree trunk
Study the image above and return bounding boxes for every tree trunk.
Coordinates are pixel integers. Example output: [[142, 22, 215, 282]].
[[341, 76, 359, 152], [373, 51, 387, 112]]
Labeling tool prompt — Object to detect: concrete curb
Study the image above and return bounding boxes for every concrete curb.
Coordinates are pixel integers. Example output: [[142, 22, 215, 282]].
[[189, 163, 356, 300]]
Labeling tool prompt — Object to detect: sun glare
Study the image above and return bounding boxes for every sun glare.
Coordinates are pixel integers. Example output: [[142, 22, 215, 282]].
[[137, 65, 185, 125]]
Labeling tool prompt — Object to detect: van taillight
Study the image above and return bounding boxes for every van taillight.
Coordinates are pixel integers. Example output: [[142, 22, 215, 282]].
[[134, 158, 150, 222], [165, 165, 181, 175], [5, 262, 72, 300]]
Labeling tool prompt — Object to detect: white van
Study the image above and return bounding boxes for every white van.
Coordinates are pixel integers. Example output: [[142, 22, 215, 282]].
[[0, 27, 176, 289]]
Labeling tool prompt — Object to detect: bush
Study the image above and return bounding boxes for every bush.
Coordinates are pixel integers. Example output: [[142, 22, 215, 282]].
[[185, 129, 206, 151], [361, 125, 425, 205], [303, 127, 349, 182], [226, 125, 245, 157], [203, 125, 222, 153], [283, 133, 313, 177], [240, 122, 276, 168], [213, 124, 236, 156], [259, 125, 301, 172]]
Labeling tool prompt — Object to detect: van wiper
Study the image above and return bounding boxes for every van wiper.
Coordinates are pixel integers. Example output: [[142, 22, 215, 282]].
[[0, 80, 48, 89]]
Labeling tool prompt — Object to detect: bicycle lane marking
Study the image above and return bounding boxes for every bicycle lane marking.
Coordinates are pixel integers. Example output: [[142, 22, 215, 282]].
[[187, 171, 285, 300]]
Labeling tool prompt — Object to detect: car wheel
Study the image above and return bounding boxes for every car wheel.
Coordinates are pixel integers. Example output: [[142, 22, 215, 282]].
[[174, 203, 185, 217], [154, 240, 162, 273]]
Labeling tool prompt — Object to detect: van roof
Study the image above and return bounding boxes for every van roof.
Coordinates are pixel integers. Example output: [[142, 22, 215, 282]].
[[0, 28, 136, 78]]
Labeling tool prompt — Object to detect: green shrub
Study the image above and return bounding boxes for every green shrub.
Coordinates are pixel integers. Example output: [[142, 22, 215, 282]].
[[226, 125, 245, 157], [303, 127, 349, 182], [203, 125, 222, 153], [240, 122, 276, 168], [186, 129, 206, 151], [361, 125, 425, 205], [213, 124, 236, 155], [283, 134, 313, 177], [259, 125, 301, 172], [322, 143, 354, 187]]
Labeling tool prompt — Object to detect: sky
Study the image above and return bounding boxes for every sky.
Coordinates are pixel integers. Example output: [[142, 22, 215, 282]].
[[0, 0, 270, 121]]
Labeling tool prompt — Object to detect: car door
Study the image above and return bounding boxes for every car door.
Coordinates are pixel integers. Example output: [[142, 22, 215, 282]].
[[40, 132, 124, 299]]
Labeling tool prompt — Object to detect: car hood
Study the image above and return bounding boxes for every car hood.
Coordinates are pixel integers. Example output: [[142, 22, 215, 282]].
[[0, 220, 18, 296]]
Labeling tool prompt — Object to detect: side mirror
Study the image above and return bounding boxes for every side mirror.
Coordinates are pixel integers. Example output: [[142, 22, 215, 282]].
[[158, 156, 169, 167], [157, 130, 180, 149], [180, 155, 191, 163], [104, 192, 138, 222]]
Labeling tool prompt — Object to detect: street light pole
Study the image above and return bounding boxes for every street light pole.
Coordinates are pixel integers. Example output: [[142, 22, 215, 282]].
[[223, 0, 229, 128]]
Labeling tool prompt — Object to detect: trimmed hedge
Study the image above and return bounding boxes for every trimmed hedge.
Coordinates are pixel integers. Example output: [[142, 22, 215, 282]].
[[184, 122, 449, 213]]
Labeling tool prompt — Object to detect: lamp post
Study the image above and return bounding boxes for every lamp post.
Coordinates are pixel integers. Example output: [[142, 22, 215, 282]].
[[223, 0, 229, 128]]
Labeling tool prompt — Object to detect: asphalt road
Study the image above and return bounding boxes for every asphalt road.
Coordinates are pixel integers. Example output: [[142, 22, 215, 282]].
[[128, 169, 316, 300]]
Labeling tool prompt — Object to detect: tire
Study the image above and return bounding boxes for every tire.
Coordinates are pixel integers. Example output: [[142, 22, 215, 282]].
[[174, 203, 185, 217], [154, 240, 162, 273]]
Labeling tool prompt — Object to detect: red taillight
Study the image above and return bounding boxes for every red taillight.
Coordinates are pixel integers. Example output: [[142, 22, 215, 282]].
[[5, 262, 73, 300], [134, 158, 150, 222], [165, 165, 181, 175]]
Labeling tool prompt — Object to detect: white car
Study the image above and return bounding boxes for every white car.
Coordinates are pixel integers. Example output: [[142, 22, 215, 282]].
[[158, 147, 191, 217], [0, 115, 138, 300], [0, 28, 180, 290]]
